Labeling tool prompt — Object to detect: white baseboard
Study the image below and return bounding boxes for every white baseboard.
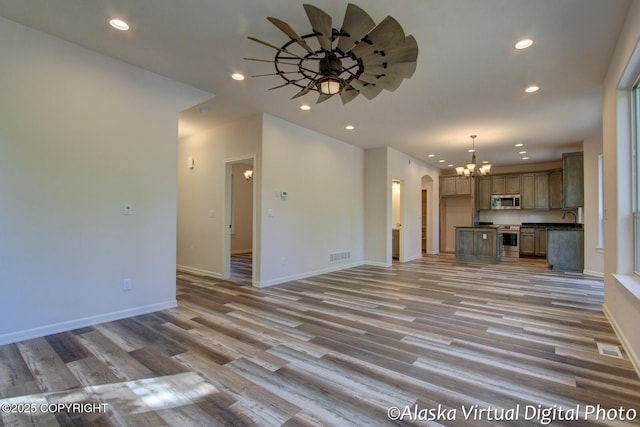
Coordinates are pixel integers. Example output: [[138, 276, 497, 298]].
[[426, 250, 440, 255], [603, 304, 640, 379], [255, 261, 364, 288], [176, 265, 222, 279], [0, 300, 177, 346], [583, 269, 604, 278], [365, 260, 392, 267]]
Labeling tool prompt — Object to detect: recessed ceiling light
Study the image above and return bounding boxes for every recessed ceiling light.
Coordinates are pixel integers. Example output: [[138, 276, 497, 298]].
[[515, 39, 533, 49], [525, 85, 540, 93], [428, 154, 435, 158], [300, 105, 311, 111], [515, 143, 524, 147], [345, 125, 355, 130], [468, 149, 475, 153], [522, 157, 529, 160], [439, 159, 445, 163], [109, 19, 129, 31], [482, 160, 489, 164], [448, 164, 454, 167], [231, 73, 245, 81], [519, 151, 527, 154]]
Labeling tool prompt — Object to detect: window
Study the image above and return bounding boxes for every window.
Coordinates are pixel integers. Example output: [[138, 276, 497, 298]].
[[634, 79, 640, 274], [598, 154, 604, 250]]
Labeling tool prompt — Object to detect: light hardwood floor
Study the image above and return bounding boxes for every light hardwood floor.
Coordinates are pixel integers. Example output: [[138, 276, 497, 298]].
[[1, 255, 639, 426]]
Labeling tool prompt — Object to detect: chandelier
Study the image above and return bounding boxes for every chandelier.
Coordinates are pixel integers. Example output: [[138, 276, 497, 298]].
[[456, 135, 491, 177]]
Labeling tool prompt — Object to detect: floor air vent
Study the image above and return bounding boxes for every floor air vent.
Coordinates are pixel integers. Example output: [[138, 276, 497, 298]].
[[597, 342, 623, 359], [330, 251, 351, 263]]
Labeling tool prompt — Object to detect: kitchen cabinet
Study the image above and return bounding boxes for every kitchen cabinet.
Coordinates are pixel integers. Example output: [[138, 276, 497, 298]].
[[505, 175, 521, 194], [491, 176, 505, 194], [455, 227, 501, 264], [547, 229, 583, 272], [476, 177, 491, 210], [535, 228, 547, 256], [563, 152, 584, 208], [441, 176, 471, 196], [549, 169, 563, 209], [521, 173, 549, 209], [534, 173, 549, 209], [490, 175, 520, 195], [520, 227, 546, 256]]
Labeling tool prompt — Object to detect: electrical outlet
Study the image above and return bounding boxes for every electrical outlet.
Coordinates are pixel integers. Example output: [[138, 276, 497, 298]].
[[123, 278, 132, 291]]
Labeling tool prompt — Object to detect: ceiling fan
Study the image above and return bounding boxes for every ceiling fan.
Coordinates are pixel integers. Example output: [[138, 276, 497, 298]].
[[246, 3, 418, 104]]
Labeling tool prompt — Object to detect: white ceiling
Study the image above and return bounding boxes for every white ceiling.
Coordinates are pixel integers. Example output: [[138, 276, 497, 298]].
[[0, 0, 630, 169]]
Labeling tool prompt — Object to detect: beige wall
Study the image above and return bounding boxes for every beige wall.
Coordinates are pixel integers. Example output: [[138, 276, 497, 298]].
[[582, 134, 604, 276], [0, 18, 211, 344], [177, 115, 261, 278], [259, 114, 365, 286], [364, 147, 441, 266]]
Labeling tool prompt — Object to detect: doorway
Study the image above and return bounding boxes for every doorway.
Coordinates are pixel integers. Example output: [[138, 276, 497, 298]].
[[224, 159, 254, 285], [392, 179, 402, 261], [422, 189, 427, 254]]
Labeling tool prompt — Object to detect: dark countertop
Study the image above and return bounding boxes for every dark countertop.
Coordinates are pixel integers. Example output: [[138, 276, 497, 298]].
[[521, 222, 583, 229]]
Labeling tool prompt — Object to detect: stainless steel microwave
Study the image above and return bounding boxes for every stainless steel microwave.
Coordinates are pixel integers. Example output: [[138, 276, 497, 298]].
[[491, 194, 521, 209]]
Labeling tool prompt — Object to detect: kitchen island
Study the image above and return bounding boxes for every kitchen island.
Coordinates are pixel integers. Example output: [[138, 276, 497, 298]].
[[521, 222, 583, 272], [455, 226, 502, 264], [547, 228, 584, 272]]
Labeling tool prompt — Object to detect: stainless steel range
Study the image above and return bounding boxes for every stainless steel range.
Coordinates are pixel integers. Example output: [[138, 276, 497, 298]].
[[500, 225, 520, 258]]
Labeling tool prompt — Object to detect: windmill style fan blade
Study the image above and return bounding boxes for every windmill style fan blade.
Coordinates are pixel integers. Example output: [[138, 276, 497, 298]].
[[268, 77, 306, 90], [363, 62, 417, 79], [248, 36, 304, 59], [252, 71, 302, 78], [340, 87, 360, 104], [291, 79, 317, 99], [303, 4, 332, 51], [359, 73, 403, 91], [349, 79, 383, 100], [337, 3, 375, 53], [361, 35, 418, 66], [351, 16, 405, 58], [316, 93, 334, 104], [244, 57, 300, 66], [267, 17, 314, 53]]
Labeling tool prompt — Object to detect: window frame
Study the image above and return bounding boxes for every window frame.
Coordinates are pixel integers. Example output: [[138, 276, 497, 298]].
[[633, 78, 640, 275]]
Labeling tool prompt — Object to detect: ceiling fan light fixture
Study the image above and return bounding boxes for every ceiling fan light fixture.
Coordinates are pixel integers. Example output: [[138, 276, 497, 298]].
[[317, 76, 344, 95], [316, 54, 344, 95]]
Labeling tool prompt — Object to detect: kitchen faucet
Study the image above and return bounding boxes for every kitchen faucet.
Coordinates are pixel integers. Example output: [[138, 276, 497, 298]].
[[562, 210, 577, 223]]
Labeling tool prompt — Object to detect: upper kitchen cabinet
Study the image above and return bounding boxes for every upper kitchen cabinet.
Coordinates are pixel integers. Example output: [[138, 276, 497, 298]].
[[549, 169, 563, 209], [563, 152, 584, 208], [476, 176, 491, 209], [490, 175, 520, 195], [441, 176, 471, 196], [521, 172, 549, 209]]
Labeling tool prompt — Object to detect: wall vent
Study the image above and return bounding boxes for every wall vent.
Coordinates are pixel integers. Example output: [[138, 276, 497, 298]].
[[597, 342, 623, 359], [330, 251, 351, 263]]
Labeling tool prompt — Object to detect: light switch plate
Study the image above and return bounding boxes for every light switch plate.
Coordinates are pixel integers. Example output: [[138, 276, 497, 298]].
[[123, 204, 133, 215]]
